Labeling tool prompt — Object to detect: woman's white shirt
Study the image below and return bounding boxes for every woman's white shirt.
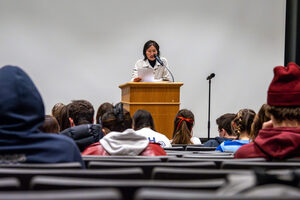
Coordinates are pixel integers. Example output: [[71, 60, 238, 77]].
[[131, 57, 171, 81], [191, 137, 202, 144], [135, 127, 172, 148]]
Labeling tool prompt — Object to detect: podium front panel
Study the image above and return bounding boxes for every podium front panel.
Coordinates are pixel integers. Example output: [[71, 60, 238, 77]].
[[120, 82, 183, 139]]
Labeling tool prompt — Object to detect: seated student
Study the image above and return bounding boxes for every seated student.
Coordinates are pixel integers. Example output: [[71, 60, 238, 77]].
[[203, 113, 236, 147], [216, 109, 255, 152], [171, 109, 201, 145], [133, 109, 172, 148], [60, 100, 104, 152], [235, 63, 300, 160], [82, 103, 166, 156], [39, 115, 60, 133], [0, 65, 84, 167]]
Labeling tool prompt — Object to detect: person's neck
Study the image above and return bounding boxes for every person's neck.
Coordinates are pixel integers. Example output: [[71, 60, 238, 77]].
[[238, 132, 250, 140]]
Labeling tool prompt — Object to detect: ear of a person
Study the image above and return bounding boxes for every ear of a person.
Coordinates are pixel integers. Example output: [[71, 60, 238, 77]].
[[68, 117, 75, 127]]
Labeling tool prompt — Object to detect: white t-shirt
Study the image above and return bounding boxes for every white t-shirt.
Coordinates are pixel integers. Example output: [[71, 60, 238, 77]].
[[191, 136, 202, 144], [135, 127, 172, 148]]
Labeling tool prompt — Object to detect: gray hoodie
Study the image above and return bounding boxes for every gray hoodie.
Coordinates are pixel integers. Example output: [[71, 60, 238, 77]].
[[100, 129, 149, 156]]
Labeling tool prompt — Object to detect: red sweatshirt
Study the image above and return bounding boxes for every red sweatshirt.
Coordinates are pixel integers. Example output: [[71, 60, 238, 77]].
[[235, 127, 300, 160]]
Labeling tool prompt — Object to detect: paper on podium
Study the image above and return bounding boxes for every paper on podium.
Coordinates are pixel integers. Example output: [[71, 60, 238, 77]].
[[137, 68, 159, 82]]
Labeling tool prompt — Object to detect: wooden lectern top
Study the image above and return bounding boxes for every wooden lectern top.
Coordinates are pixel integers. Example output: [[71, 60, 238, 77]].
[[119, 82, 183, 88]]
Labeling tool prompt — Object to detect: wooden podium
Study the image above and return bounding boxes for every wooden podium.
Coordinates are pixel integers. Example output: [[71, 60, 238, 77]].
[[119, 82, 183, 139]]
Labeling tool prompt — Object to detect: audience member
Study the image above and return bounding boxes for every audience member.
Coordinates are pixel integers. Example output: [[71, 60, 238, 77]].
[[51, 102, 65, 131], [133, 109, 172, 148], [60, 100, 104, 152], [171, 109, 201, 145], [82, 103, 166, 156], [39, 115, 60, 133], [249, 103, 271, 141], [0, 65, 84, 166], [216, 109, 255, 152], [203, 113, 236, 147], [235, 63, 300, 160]]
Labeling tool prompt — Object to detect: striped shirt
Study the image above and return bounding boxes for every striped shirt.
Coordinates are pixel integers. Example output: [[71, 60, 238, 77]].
[[216, 140, 250, 152]]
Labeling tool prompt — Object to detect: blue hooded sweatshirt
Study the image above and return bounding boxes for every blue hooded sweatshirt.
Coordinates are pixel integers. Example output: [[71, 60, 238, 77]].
[[0, 65, 84, 167]]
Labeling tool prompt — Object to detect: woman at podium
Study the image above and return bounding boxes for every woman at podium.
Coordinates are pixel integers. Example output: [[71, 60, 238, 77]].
[[131, 40, 172, 82]]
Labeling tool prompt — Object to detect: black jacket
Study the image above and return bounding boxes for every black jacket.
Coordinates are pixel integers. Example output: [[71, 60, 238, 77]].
[[60, 124, 104, 152]]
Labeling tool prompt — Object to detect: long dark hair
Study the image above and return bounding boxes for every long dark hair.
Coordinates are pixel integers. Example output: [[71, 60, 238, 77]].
[[143, 40, 160, 60], [133, 109, 155, 131], [171, 109, 194, 144]]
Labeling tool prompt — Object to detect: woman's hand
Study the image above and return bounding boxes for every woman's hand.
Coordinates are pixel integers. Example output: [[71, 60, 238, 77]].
[[133, 77, 142, 82]]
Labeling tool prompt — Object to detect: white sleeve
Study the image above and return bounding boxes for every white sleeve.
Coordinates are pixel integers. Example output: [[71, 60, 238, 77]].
[[131, 60, 141, 81]]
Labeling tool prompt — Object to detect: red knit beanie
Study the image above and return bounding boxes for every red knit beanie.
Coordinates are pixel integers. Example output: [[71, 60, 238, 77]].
[[267, 62, 300, 106]]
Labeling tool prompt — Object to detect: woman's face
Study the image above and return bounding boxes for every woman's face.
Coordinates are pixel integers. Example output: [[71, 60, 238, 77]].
[[146, 45, 157, 61]]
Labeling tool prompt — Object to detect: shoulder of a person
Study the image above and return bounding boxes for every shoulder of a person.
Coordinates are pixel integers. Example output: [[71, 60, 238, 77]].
[[160, 57, 167, 61], [135, 59, 147, 66], [234, 142, 254, 158], [38, 132, 77, 146]]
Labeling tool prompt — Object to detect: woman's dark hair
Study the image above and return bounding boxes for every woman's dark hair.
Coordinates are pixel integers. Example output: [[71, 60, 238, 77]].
[[133, 109, 155, 131], [96, 102, 114, 125], [143, 40, 160, 60], [39, 115, 60, 133], [101, 103, 132, 133], [171, 109, 195, 144], [231, 109, 256, 139]]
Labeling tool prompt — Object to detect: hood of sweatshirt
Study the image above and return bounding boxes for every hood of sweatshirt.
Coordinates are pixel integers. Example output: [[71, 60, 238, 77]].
[[100, 129, 149, 156], [254, 127, 300, 159], [0, 65, 44, 137]]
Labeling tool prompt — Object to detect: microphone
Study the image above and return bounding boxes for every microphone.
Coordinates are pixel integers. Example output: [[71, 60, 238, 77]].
[[206, 73, 215, 80], [154, 54, 164, 66], [154, 54, 175, 82]]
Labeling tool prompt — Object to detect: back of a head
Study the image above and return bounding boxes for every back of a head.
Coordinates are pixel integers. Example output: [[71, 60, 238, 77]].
[[102, 103, 132, 133], [267, 62, 300, 124], [58, 105, 71, 131], [250, 104, 271, 141], [216, 113, 235, 136], [51, 103, 65, 127], [96, 102, 114, 124], [0, 65, 44, 134], [172, 109, 195, 144], [68, 100, 94, 125], [232, 109, 256, 139], [133, 109, 155, 131], [39, 115, 60, 133]]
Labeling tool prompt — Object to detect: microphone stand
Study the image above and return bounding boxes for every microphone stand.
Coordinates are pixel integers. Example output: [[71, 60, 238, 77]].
[[208, 78, 211, 140], [207, 73, 215, 140]]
